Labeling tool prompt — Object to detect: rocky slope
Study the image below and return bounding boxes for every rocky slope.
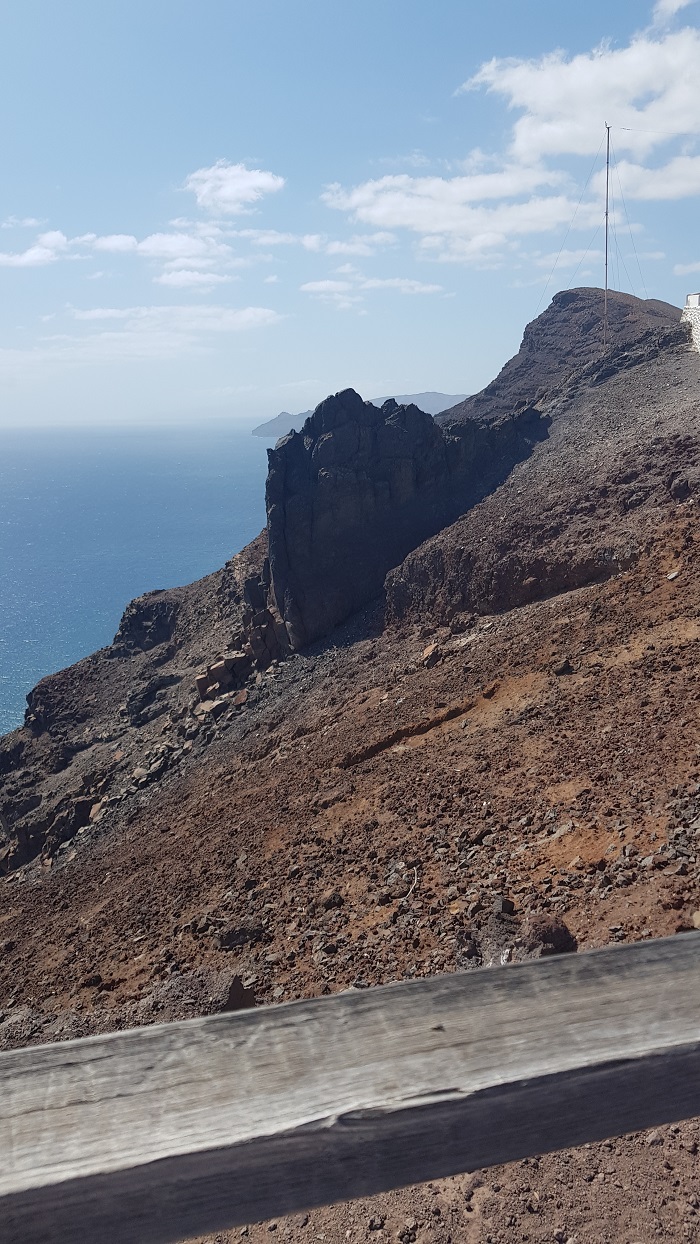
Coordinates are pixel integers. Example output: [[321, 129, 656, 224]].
[[2, 286, 700, 1243], [438, 287, 682, 428]]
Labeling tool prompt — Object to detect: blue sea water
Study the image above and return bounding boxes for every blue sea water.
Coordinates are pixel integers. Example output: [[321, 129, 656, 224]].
[[0, 424, 270, 736]]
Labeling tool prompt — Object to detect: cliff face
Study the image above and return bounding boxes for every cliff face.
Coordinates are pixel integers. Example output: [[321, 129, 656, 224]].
[[266, 389, 548, 648]]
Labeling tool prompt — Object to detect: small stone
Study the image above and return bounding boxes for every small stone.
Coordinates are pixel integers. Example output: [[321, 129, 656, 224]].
[[195, 673, 210, 699], [692, 911, 700, 929], [493, 896, 515, 915], [221, 976, 256, 1012], [321, 889, 344, 910], [553, 658, 574, 676], [646, 1129, 663, 1146], [422, 642, 442, 669]]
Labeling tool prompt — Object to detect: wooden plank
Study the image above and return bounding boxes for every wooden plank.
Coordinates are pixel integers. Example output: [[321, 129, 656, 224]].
[[2, 935, 700, 1244]]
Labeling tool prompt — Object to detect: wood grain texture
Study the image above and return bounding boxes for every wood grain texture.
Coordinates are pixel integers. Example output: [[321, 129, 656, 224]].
[[2, 935, 700, 1244]]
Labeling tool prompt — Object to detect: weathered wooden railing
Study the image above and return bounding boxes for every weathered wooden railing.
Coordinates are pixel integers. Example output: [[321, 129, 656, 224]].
[[2, 935, 700, 1244]]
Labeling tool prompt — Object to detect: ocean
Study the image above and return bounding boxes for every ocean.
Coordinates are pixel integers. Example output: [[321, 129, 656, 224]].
[[0, 424, 270, 736]]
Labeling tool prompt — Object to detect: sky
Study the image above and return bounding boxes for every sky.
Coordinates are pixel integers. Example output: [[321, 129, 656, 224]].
[[2, 0, 700, 427]]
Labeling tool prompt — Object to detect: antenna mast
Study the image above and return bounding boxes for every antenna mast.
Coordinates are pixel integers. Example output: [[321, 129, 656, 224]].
[[604, 122, 610, 347]]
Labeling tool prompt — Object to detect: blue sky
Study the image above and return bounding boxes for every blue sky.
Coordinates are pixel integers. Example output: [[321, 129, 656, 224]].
[[2, 0, 700, 426]]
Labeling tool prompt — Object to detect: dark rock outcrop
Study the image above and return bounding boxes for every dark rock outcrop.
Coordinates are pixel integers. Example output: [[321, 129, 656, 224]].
[[266, 389, 548, 647], [112, 590, 179, 654]]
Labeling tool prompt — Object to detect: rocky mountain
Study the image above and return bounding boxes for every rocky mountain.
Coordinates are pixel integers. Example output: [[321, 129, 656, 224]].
[[251, 392, 467, 438], [4, 286, 700, 1244], [438, 287, 680, 427]]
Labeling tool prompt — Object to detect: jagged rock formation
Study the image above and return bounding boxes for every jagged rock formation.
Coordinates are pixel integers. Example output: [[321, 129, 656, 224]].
[[251, 393, 467, 439], [266, 389, 548, 647]]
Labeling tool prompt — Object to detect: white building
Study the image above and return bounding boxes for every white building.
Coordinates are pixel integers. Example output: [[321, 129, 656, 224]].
[[681, 293, 700, 350]]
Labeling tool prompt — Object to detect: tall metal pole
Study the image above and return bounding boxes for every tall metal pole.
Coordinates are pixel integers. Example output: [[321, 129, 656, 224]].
[[604, 122, 610, 348]]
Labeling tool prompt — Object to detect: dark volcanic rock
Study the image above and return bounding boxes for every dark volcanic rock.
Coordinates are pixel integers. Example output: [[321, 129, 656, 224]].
[[266, 389, 548, 647], [112, 590, 179, 653], [438, 287, 683, 429]]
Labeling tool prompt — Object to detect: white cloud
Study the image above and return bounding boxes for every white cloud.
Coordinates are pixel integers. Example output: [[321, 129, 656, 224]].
[[0, 230, 70, 267], [324, 232, 396, 255], [235, 227, 395, 256], [235, 228, 299, 246], [300, 271, 444, 308], [299, 279, 364, 311], [359, 277, 442, 294], [533, 247, 604, 268], [606, 154, 700, 199], [184, 159, 285, 214], [1, 215, 43, 229], [653, 0, 696, 26], [300, 280, 352, 294], [87, 230, 233, 268], [324, 176, 594, 265], [70, 304, 277, 331], [154, 270, 234, 288], [673, 258, 700, 274], [73, 307, 132, 320], [138, 231, 227, 262], [462, 30, 700, 163], [375, 150, 433, 170], [90, 233, 139, 253]]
